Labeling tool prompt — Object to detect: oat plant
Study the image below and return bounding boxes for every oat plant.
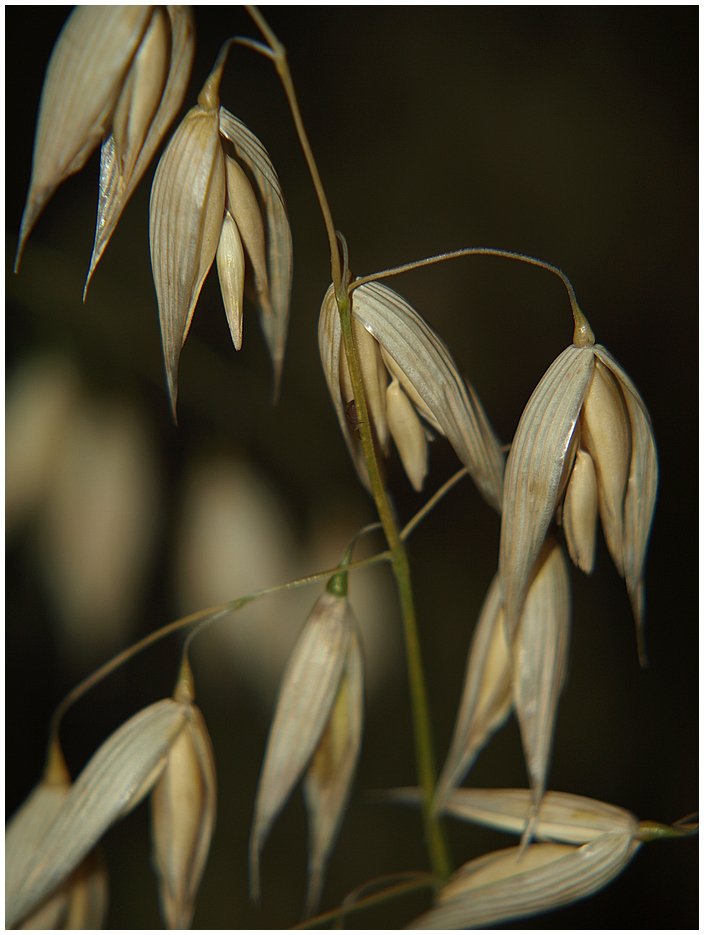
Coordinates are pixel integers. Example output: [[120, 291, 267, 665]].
[[6, 7, 697, 929]]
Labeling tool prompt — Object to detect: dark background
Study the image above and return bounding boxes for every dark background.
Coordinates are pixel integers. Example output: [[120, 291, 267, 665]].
[[6, 6, 697, 929]]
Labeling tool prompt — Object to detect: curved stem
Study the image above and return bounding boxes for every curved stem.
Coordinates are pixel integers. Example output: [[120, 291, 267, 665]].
[[245, 6, 342, 290], [349, 246, 589, 337], [48, 604, 233, 749], [47, 551, 392, 758], [293, 872, 439, 929]]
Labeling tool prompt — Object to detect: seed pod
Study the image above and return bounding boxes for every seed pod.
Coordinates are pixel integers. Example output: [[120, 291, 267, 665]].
[[224, 155, 270, 304], [580, 361, 631, 575], [319, 281, 505, 505], [433, 571, 512, 814], [435, 538, 569, 823], [219, 107, 293, 400], [6, 739, 109, 930], [16, 7, 195, 287], [500, 318, 658, 665], [60, 845, 109, 930], [149, 101, 226, 416], [15, 847, 108, 931], [249, 587, 353, 902], [511, 537, 571, 842], [440, 787, 638, 845], [595, 346, 658, 659], [380, 345, 442, 433], [15, 7, 153, 271], [561, 447, 598, 573], [112, 8, 170, 182], [6, 739, 71, 926], [410, 832, 641, 929], [500, 345, 594, 645], [386, 378, 428, 492], [151, 658, 217, 929], [302, 625, 364, 917], [216, 210, 246, 350], [6, 700, 189, 929], [87, 7, 195, 293]]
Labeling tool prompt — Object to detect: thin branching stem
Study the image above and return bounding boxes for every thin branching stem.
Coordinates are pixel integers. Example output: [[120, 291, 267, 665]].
[[293, 872, 439, 929], [46, 551, 392, 758], [401, 468, 469, 541], [349, 246, 587, 332]]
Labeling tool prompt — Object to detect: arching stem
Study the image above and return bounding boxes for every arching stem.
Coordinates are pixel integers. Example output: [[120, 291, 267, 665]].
[[45, 552, 391, 763], [350, 246, 592, 341], [245, 6, 342, 290]]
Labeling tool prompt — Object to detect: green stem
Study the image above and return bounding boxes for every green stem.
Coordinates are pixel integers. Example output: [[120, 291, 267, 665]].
[[246, 3, 451, 882], [336, 283, 452, 881]]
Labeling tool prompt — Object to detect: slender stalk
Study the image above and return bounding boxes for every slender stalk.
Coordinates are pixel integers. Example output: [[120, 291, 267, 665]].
[[245, 6, 341, 290], [349, 246, 585, 329], [46, 551, 392, 757], [401, 468, 469, 541], [336, 281, 451, 880], [247, 6, 452, 880], [293, 872, 439, 929]]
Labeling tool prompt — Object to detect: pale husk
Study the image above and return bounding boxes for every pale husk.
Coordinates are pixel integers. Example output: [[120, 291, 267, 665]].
[[409, 833, 641, 928], [511, 537, 571, 835], [86, 6, 196, 293], [302, 625, 364, 917], [224, 155, 270, 305], [500, 344, 594, 642], [216, 211, 246, 350], [6, 748, 71, 922], [319, 282, 505, 506], [441, 787, 637, 844], [16, 7, 153, 270], [16, 845, 108, 930], [351, 282, 505, 510], [151, 705, 217, 929], [562, 447, 598, 573], [249, 591, 354, 901], [149, 104, 226, 415], [6, 699, 189, 929], [580, 360, 631, 577], [61, 845, 109, 930], [111, 9, 170, 184], [386, 378, 428, 492], [7, 742, 107, 929], [594, 346, 658, 664], [219, 107, 293, 399], [319, 285, 370, 489], [433, 571, 512, 813]]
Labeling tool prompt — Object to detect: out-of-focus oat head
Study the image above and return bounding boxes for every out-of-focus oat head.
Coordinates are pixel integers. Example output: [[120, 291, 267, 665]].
[[6, 353, 162, 671], [175, 456, 398, 707]]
